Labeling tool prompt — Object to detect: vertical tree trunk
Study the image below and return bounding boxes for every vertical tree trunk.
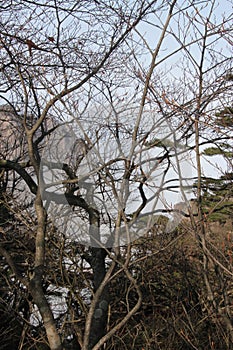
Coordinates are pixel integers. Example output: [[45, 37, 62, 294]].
[[29, 271, 63, 350], [83, 208, 110, 350], [88, 247, 109, 350], [30, 192, 63, 350]]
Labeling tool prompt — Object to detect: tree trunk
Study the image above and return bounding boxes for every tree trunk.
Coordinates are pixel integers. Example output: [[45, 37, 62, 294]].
[[84, 207, 110, 349], [29, 269, 63, 350], [30, 192, 63, 350], [88, 247, 109, 350]]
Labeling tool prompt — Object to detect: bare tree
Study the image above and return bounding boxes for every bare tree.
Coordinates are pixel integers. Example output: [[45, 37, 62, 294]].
[[0, 0, 232, 349]]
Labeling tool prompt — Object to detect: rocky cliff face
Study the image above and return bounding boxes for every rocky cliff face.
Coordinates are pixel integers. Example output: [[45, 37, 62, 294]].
[[0, 105, 26, 160]]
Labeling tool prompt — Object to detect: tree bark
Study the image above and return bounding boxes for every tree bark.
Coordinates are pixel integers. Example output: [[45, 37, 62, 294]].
[[88, 247, 109, 350], [29, 269, 63, 350], [83, 208, 110, 350], [30, 192, 63, 350]]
